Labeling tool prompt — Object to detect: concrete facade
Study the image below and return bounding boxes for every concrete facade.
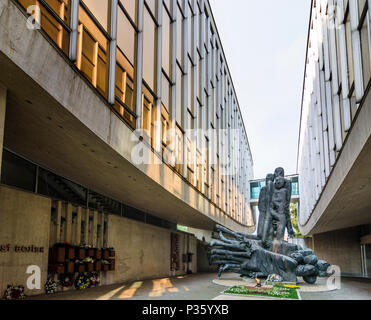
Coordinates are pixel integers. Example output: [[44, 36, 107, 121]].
[[105, 214, 198, 285], [297, 0, 371, 278], [0, 185, 199, 296], [0, 185, 51, 296], [312, 226, 363, 276], [298, 0, 371, 234]]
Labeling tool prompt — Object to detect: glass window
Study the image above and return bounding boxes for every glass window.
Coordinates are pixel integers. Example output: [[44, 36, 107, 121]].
[[88, 190, 121, 215], [142, 94, 152, 135], [291, 177, 299, 196], [143, 7, 156, 91], [175, 125, 184, 174], [188, 2, 193, 61], [114, 51, 136, 129], [196, 151, 202, 190], [1, 150, 36, 192], [187, 59, 193, 113], [82, 0, 109, 31], [176, 65, 183, 125], [38, 167, 87, 206], [345, 13, 354, 89], [120, 0, 136, 24], [77, 4, 109, 98], [360, 14, 371, 90], [365, 244, 371, 276], [204, 138, 209, 191], [124, 205, 146, 223], [250, 182, 261, 200], [117, 6, 135, 65], [145, 0, 157, 18], [359, 0, 367, 18], [162, 72, 171, 111], [176, 7, 184, 67], [162, 7, 171, 77], [161, 105, 170, 147], [210, 167, 215, 202], [18, 0, 71, 56]]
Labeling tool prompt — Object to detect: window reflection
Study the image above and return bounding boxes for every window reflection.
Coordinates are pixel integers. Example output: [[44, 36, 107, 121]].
[[18, 0, 71, 55], [77, 4, 108, 98], [82, 0, 109, 31]]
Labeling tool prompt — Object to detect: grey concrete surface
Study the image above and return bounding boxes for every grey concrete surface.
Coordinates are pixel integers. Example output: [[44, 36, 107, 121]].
[[300, 277, 371, 300], [28, 273, 371, 300]]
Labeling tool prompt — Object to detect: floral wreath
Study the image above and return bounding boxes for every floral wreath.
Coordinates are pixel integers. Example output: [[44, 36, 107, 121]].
[[74, 273, 91, 290], [3, 285, 26, 300], [90, 272, 100, 287], [60, 274, 74, 288], [45, 279, 58, 294], [264, 274, 283, 285]]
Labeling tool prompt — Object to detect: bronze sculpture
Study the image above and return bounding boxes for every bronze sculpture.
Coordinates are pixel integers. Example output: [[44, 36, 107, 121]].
[[208, 168, 331, 284]]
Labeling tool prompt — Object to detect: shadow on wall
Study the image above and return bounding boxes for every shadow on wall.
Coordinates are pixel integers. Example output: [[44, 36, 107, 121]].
[[197, 240, 217, 273]]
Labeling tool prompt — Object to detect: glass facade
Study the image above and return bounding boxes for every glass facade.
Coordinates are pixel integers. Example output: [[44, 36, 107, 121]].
[[14, 0, 254, 226], [1, 149, 177, 231], [298, 0, 371, 226], [18, 0, 71, 56], [250, 175, 299, 200]]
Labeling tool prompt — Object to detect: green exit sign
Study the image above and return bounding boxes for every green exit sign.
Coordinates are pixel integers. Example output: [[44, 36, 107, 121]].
[[177, 225, 188, 232]]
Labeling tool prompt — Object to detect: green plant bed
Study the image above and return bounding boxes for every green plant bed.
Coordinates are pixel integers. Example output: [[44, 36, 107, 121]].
[[223, 284, 300, 300]]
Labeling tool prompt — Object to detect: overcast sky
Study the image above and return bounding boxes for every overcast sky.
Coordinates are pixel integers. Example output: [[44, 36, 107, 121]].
[[208, 0, 311, 179]]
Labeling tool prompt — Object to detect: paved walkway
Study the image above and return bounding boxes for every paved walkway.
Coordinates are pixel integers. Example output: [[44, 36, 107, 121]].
[[28, 273, 371, 300]]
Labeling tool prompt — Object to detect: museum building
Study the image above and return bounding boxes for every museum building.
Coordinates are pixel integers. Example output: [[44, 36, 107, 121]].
[[0, 0, 255, 295], [298, 0, 371, 278]]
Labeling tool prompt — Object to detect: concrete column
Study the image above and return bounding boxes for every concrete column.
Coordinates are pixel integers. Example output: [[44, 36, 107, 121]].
[[56, 201, 63, 243], [66, 203, 73, 243], [199, 0, 206, 194], [69, 0, 80, 61], [104, 214, 108, 247], [91, 210, 98, 247], [98, 212, 104, 248], [192, 10, 198, 188], [154, 0, 163, 157], [75, 206, 82, 245], [108, 0, 118, 105], [183, 3, 189, 179], [0, 84, 6, 175], [349, 0, 364, 102], [82, 208, 89, 245], [135, 0, 144, 131], [169, 0, 177, 162]]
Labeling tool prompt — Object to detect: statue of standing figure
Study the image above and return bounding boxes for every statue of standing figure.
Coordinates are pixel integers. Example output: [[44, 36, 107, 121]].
[[260, 167, 295, 249], [208, 167, 331, 284]]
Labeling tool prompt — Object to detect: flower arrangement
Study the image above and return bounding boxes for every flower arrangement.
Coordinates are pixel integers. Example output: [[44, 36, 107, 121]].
[[79, 244, 92, 249], [90, 272, 100, 287], [60, 274, 74, 288], [3, 285, 26, 300], [82, 257, 94, 264], [74, 273, 91, 290], [264, 274, 283, 285], [224, 283, 300, 300], [45, 279, 58, 294], [284, 284, 300, 289]]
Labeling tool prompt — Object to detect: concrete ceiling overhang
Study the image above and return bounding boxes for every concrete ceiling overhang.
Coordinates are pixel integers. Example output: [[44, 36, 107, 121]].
[[0, 1, 254, 234]]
